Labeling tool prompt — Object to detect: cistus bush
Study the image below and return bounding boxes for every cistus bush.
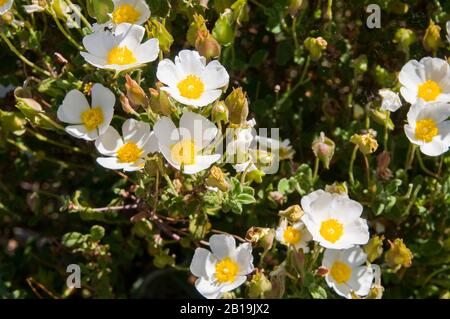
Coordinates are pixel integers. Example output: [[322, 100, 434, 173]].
[[1, 0, 450, 299]]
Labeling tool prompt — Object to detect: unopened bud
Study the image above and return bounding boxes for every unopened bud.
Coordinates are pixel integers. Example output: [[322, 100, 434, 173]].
[[278, 205, 304, 222], [385, 238, 413, 270], [350, 132, 378, 155], [312, 132, 335, 169], [225, 87, 249, 126], [393, 28, 416, 54], [364, 235, 384, 262], [289, 0, 306, 17], [247, 271, 272, 299], [195, 29, 221, 60], [304, 36, 327, 61], [423, 20, 441, 52], [205, 166, 231, 192], [211, 100, 229, 123], [376, 151, 393, 181], [149, 88, 172, 116], [212, 10, 234, 46], [369, 109, 394, 130], [125, 74, 148, 108], [147, 18, 173, 53], [187, 14, 207, 46]]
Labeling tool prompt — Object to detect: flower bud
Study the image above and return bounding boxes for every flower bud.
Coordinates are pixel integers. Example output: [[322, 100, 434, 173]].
[[423, 20, 441, 52], [316, 266, 329, 277], [125, 74, 148, 108], [385, 238, 413, 270], [246, 168, 265, 184], [289, 0, 307, 17], [364, 235, 384, 262], [195, 29, 221, 60], [312, 132, 335, 169], [1, 12, 14, 25], [278, 205, 304, 223], [246, 227, 275, 252], [0, 111, 26, 136], [324, 182, 348, 195], [225, 87, 249, 126], [369, 109, 394, 130], [304, 36, 327, 61], [212, 10, 235, 46], [269, 191, 285, 205], [247, 271, 272, 299], [205, 166, 231, 192], [376, 151, 393, 181], [350, 133, 378, 155], [187, 14, 207, 46], [393, 28, 416, 54], [149, 88, 172, 116], [119, 93, 137, 114], [211, 100, 229, 123], [147, 18, 173, 53]]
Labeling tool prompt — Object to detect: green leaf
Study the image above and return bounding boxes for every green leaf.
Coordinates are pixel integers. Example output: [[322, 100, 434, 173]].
[[62, 232, 85, 248], [236, 193, 256, 204], [310, 285, 327, 299]]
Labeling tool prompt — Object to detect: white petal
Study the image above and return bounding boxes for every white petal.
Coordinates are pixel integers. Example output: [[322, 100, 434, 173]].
[[115, 23, 145, 50], [95, 126, 124, 156], [181, 154, 221, 174], [219, 276, 247, 294], [134, 38, 160, 63], [399, 59, 425, 91], [201, 60, 230, 90], [80, 52, 108, 69], [57, 90, 90, 124], [190, 248, 212, 278], [300, 189, 329, 213], [122, 119, 151, 146], [341, 218, 370, 246], [123, 159, 145, 171], [65, 125, 98, 141], [96, 156, 128, 170], [349, 266, 374, 297], [175, 50, 205, 76], [420, 138, 448, 156], [179, 111, 218, 149], [194, 278, 222, 299], [91, 84, 115, 135], [82, 30, 116, 57], [322, 248, 340, 269], [234, 243, 254, 275], [340, 246, 367, 267], [157, 60, 183, 88], [142, 131, 159, 154], [209, 234, 236, 260], [400, 87, 418, 104]]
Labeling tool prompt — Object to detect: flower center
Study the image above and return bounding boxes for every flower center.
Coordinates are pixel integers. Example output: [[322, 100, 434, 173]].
[[283, 226, 301, 245], [107, 46, 137, 65], [418, 80, 441, 102], [170, 139, 197, 165], [320, 218, 344, 243], [215, 257, 239, 284], [81, 107, 104, 131], [177, 75, 205, 100], [116, 142, 143, 163], [330, 261, 352, 284], [112, 4, 141, 24], [415, 118, 439, 142]]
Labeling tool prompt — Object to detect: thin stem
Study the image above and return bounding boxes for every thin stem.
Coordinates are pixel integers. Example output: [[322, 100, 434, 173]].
[[49, 9, 83, 50], [64, 0, 92, 32], [312, 157, 320, 185], [384, 110, 390, 149], [348, 145, 358, 185], [163, 172, 179, 195], [416, 148, 441, 180], [405, 144, 416, 171], [0, 33, 52, 77], [291, 15, 299, 51], [363, 155, 371, 189], [240, 162, 253, 184], [210, 229, 247, 243], [27, 129, 86, 154]]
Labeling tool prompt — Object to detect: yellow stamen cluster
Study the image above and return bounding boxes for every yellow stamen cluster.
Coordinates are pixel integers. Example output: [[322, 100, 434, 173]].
[[107, 46, 137, 66], [415, 118, 439, 142], [117, 142, 143, 163], [215, 257, 239, 283], [283, 226, 301, 245], [112, 4, 141, 24], [170, 139, 197, 165], [320, 218, 344, 243], [177, 75, 205, 99], [81, 107, 104, 131], [418, 80, 441, 102], [330, 261, 352, 284]]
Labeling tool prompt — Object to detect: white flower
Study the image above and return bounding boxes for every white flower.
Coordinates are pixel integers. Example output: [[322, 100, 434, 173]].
[[95, 118, 158, 171], [57, 84, 115, 141], [378, 89, 402, 112], [275, 219, 312, 252], [154, 111, 221, 174], [189, 234, 254, 299], [301, 190, 370, 249], [156, 50, 229, 107], [0, 0, 13, 14], [404, 100, 450, 156], [399, 57, 450, 104], [81, 23, 159, 72], [322, 246, 374, 299], [110, 0, 150, 26], [24, 2, 45, 13]]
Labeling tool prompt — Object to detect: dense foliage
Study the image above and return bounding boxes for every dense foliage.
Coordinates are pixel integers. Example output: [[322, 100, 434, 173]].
[[1, 0, 450, 299]]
